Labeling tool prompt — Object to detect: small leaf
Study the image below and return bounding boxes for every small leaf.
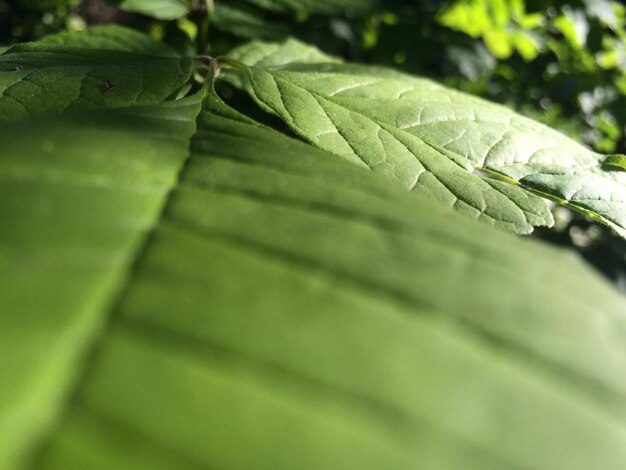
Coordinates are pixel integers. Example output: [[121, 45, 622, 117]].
[[211, 3, 292, 40], [31, 24, 181, 56], [603, 154, 626, 171]]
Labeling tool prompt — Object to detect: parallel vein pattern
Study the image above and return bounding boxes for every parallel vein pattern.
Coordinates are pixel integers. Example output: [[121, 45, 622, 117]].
[[0, 95, 202, 469], [5, 94, 626, 469]]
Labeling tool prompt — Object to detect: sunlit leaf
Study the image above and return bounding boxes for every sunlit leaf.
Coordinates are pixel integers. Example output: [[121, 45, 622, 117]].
[[226, 39, 626, 237]]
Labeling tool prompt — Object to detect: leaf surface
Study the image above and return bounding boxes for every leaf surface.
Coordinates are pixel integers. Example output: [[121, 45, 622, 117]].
[[226, 39, 626, 237], [0, 26, 193, 119], [3, 92, 626, 469], [0, 90, 204, 468]]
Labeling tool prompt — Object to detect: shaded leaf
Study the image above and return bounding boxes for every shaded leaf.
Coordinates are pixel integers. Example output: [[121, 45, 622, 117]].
[[236, 0, 378, 15], [32, 25, 181, 56], [211, 3, 291, 40], [0, 26, 193, 119], [107, 0, 193, 20]]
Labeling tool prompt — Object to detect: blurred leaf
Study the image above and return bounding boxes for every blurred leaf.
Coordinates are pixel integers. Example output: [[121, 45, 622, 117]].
[[30, 24, 179, 55], [518, 12, 544, 29], [0, 92, 204, 469], [554, 7, 589, 50], [483, 28, 513, 59], [211, 3, 290, 40], [106, 0, 192, 20], [446, 43, 496, 81], [583, 0, 618, 28], [16, 0, 78, 11], [490, 0, 510, 28], [512, 30, 540, 61], [4, 90, 626, 469], [438, 0, 492, 38]]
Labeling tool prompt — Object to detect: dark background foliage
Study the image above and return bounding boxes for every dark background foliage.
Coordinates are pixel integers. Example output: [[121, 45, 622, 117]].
[[2, 0, 625, 289]]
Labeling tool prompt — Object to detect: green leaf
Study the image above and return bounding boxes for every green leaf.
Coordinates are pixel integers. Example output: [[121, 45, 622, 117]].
[[211, 3, 291, 40], [512, 30, 541, 61], [483, 29, 514, 59], [438, 0, 493, 38], [0, 26, 193, 119], [211, 0, 379, 42], [4, 90, 626, 468], [107, 0, 192, 20], [604, 154, 626, 171], [237, 0, 378, 15], [0, 92, 204, 468], [225, 39, 626, 237], [31, 25, 181, 56], [554, 7, 589, 50], [227, 37, 341, 69]]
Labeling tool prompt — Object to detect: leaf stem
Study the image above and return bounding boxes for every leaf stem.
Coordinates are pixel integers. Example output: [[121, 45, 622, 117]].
[[190, 0, 214, 55]]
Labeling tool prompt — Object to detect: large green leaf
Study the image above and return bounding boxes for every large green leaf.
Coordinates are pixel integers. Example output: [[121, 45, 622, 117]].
[[3, 90, 626, 468], [0, 93, 204, 469], [225, 39, 626, 237], [0, 26, 193, 119]]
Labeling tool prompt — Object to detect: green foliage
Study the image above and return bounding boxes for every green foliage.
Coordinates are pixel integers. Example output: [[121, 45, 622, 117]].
[[435, 0, 626, 155], [2, 3, 626, 469], [108, 0, 193, 20], [438, 0, 543, 60], [0, 92, 203, 469], [225, 39, 625, 236], [0, 26, 192, 118]]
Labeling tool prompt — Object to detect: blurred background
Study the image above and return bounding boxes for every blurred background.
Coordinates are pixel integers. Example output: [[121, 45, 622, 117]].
[[2, 0, 625, 289]]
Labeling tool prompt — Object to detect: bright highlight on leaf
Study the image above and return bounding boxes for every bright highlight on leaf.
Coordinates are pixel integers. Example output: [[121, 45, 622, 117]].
[[225, 39, 626, 237]]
